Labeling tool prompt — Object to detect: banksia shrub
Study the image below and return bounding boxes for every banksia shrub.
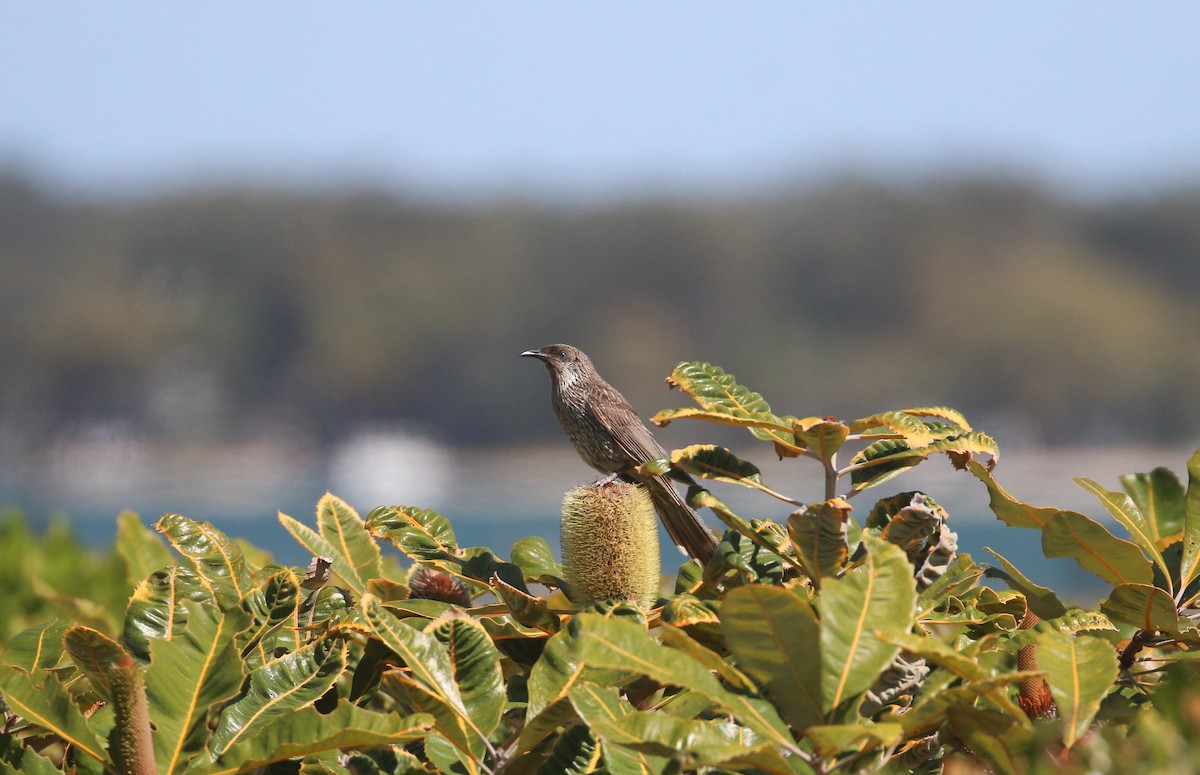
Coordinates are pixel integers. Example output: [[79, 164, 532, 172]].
[[560, 480, 660, 608]]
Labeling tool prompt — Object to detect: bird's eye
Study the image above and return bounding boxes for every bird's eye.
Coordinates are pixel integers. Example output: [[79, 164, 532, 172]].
[[558, 351, 567, 360]]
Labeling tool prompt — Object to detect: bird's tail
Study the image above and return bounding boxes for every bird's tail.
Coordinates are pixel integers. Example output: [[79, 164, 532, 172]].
[[641, 475, 718, 564]]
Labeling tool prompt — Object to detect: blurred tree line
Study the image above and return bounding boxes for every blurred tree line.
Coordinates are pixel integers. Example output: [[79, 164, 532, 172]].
[[1, 169, 1197, 449]]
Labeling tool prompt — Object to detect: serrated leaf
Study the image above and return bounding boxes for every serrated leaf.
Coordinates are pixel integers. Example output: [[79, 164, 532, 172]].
[[366, 505, 459, 561], [720, 585, 822, 730], [316, 493, 381, 587], [156, 514, 252, 609], [1121, 466, 1186, 550], [819, 536, 917, 716], [116, 511, 173, 590], [150, 601, 250, 774], [1042, 510, 1154, 586], [787, 499, 850, 584], [1034, 631, 1118, 747], [656, 361, 801, 454], [1076, 477, 1172, 589], [208, 638, 347, 756], [969, 460, 1059, 529]]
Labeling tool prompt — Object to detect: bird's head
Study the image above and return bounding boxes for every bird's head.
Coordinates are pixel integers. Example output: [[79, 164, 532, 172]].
[[521, 343, 592, 383]]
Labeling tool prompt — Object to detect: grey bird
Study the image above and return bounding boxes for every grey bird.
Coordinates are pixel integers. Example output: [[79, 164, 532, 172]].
[[522, 343, 717, 563]]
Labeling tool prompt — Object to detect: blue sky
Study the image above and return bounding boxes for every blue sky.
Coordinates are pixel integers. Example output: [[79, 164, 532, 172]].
[[3, 3, 1198, 200]]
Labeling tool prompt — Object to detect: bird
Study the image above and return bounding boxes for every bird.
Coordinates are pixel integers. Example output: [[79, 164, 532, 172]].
[[522, 343, 717, 563]]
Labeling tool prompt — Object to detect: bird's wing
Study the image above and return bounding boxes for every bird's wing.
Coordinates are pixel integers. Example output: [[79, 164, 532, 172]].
[[587, 378, 668, 466]]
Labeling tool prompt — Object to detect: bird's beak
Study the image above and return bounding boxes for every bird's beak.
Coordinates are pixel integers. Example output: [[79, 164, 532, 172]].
[[521, 349, 545, 359]]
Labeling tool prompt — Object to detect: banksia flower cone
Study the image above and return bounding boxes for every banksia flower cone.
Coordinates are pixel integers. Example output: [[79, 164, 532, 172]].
[[561, 480, 660, 608]]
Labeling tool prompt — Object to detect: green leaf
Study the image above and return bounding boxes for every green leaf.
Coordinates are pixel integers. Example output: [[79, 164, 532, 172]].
[[360, 593, 485, 760], [946, 705, 1031, 775], [849, 433, 999, 495], [804, 722, 904, 757], [429, 612, 505, 739], [793, 418, 850, 463], [567, 683, 671, 775], [719, 585, 822, 731], [156, 514, 253, 609], [850, 411, 940, 446], [877, 631, 1027, 719], [279, 512, 367, 594], [187, 705, 432, 775], [238, 566, 302, 670], [366, 505, 459, 561], [671, 444, 798, 503], [1120, 466, 1186, 550], [847, 439, 922, 494], [0, 733, 61, 775], [116, 511, 173, 590], [510, 536, 565, 586], [208, 638, 347, 756], [0, 668, 110, 768], [654, 361, 801, 455], [787, 499, 850, 584], [2, 620, 69, 673], [1179, 450, 1200, 594], [566, 613, 798, 754], [1035, 631, 1118, 747], [983, 548, 1068, 620], [149, 601, 250, 774], [533, 724, 601, 775], [1041, 510, 1154, 586], [572, 683, 795, 774], [316, 493, 382, 586], [1100, 583, 1183, 633], [657, 624, 757, 694], [519, 630, 614, 757], [360, 595, 464, 708], [1075, 477, 1172, 588], [492, 573, 561, 633], [901, 675, 1031, 737], [124, 566, 214, 662], [63, 626, 131, 702], [819, 535, 916, 716], [968, 461, 1059, 529]]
